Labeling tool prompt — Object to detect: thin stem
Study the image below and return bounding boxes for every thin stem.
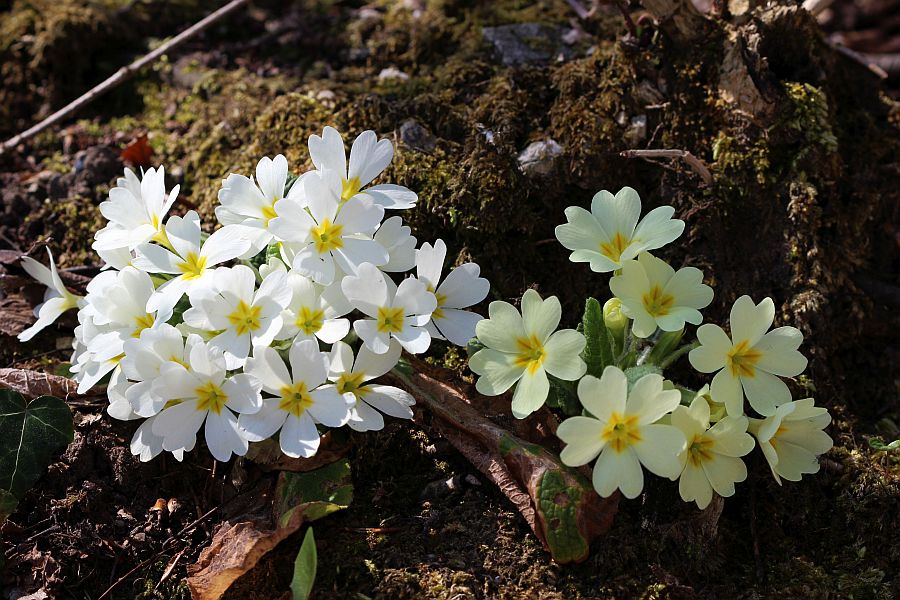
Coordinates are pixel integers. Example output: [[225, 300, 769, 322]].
[[657, 341, 699, 370]]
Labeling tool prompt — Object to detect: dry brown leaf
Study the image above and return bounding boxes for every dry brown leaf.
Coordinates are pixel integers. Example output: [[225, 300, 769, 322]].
[[0, 368, 78, 399], [0, 297, 35, 337], [244, 432, 350, 472], [388, 357, 618, 563]]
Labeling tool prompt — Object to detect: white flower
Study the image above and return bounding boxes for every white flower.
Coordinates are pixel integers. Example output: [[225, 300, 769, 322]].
[[151, 336, 262, 462], [183, 265, 291, 369], [308, 126, 417, 209], [556, 367, 686, 499], [130, 415, 190, 462], [469, 289, 586, 419], [342, 262, 437, 354], [96, 246, 134, 271], [671, 396, 755, 509], [119, 324, 199, 418], [328, 340, 414, 432], [216, 155, 297, 255], [415, 239, 489, 346], [374, 216, 417, 272], [277, 272, 351, 344], [608, 252, 713, 338], [240, 342, 353, 458], [133, 211, 250, 314], [269, 170, 388, 285], [93, 166, 179, 251], [554, 187, 684, 273], [752, 399, 833, 484], [689, 296, 808, 417], [18, 248, 84, 342], [70, 308, 122, 394]]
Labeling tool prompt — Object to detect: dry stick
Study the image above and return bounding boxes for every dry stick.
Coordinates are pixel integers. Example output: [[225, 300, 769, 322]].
[[0, 0, 251, 155], [620, 148, 713, 184]]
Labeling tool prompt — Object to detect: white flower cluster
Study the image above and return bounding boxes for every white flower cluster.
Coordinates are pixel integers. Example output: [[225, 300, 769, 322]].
[[19, 127, 489, 463], [470, 186, 833, 507]]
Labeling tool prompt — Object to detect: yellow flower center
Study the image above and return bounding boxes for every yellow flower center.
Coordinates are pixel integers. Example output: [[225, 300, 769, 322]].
[[432, 291, 447, 321], [601, 413, 642, 453], [195, 381, 227, 414], [687, 434, 716, 467], [599, 232, 631, 263], [513, 334, 546, 374], [261, 201, 278, 224], [227, 299, 263, 335], [341, 176, 361, 202], [311, 218, 344, 253], [336, 372, 368, 397], [642, 285, 675, 317], [177, 251, 208, 280], [295, 306, 325, 335], [727, 339, 763, 378], [132, 313, 156, 337], [278, 382, 315, 417], [769, 424, 788, 448], [376, 306, 405, 333]]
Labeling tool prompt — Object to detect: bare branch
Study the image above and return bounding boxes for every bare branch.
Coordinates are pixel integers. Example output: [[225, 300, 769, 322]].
[[0, 0, 251, 155], [620, 148, 713, 184]]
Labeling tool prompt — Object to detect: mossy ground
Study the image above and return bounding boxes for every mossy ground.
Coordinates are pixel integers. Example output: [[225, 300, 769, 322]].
[[0, 0, 898, 597]]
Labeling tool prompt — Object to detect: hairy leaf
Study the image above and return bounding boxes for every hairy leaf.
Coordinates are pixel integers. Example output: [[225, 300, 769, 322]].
[[623, 365, 663, 391], [0, 390, 73, 499], [581, 297, 613, 377], [290, 527, 317, 600]]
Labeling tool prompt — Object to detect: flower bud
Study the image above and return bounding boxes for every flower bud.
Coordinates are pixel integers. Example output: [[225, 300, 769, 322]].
[[694, 384, 727, 422], [603, 297, 627, 335]]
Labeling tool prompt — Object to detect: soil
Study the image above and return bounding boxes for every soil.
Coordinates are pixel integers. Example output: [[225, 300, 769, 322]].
[[0, 0, 898, 598]]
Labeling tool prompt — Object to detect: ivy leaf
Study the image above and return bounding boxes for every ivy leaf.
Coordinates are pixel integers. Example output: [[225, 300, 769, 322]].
[[290, 527, 317, 600], [0, 390, 74, 500], [580, 297, 613, 377]]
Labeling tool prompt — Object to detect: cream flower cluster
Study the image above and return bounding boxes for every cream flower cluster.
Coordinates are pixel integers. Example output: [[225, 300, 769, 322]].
[[18, 127, 489, 463], [471, 186, 833, 508]]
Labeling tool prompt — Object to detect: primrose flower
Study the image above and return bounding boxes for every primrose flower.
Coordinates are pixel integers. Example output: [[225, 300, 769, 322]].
[[18, 248, 84, 342], [556, 367, 686, 499], [751, 399, 833, 484], [119, 324, 200, 418], [216, 155, 298, 255], [240, 342, 353, 458], [328, 340, 415, 432], [308, 126, 417, 209], [689, 296, 808, 417], [554, 187, 684, 273], [93, 166, 179, 251], [374, 216, 417, 272], [342, 262, 437, 354], [183, 265, 291, 369], [269, 170, 388, 285], [151, 336, 262, 462], [277, 272, 352, 344], [671, 396, 755, 509], [469, 289, 586, 419], [131, 415, 189, 462], [609, 252, 713, 338], [415, 239, 489, 346], [133, 211, 251, 314]]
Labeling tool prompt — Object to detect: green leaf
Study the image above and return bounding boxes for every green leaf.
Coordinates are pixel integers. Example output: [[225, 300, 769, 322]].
[[0, 391, 73, 499], [580, 298, 613, 377], [546, 376, 581, 417], [623, 365, 663, 391], [869, 437, 900, 452], [276, 459, 353, 529], [644, 328, 684, 366], [0, 489, 18, 524], [290, 527, 317, 600]]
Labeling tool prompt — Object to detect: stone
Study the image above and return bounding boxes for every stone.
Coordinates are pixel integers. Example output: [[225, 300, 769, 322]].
[[400, 118, 436, 152], [482, 23, 574, 67], [378, 66, 410, 81], [517, 139, 563, 177]]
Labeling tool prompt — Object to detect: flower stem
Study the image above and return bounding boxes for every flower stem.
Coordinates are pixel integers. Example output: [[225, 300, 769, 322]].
[[657, 341, 699, 370]]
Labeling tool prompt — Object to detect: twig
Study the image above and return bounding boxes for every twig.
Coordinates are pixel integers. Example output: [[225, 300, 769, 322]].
[[620, 148, 713, 184], [565, 0, 591, 20], [0, 0, 251, 155]]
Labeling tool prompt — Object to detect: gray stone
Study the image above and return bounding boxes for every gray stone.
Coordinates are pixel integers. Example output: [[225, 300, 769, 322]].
[[482, 23, 574, 67], [517, 139, 563, 177], [623, 115, 648, 146], [400, 119, 436, 152]]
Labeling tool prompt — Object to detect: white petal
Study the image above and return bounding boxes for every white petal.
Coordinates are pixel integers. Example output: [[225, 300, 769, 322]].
[[308, 386, 352, 427], [205, 410, 248, 462], [592, 446, 643, 499], [521, 289, 560, 341], [632, 424, 686, 478], [510, 367, 549, 419], [542, 329, 587, 380], [239, 400, 288, 442], [471, 349, 524, 396], [740, 370, 791, 416], [280, 412, 321, 458], [362, 384, 415, 419], [729, 296, 774, 347], [475, 300, 525, 353], [578, 368, 627, 421], [557, 416, 606, 466], [245, 347, 291, 396]]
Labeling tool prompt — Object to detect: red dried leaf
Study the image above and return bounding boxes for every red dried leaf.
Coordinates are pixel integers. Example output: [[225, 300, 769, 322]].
[[120, 134, 154, 168]]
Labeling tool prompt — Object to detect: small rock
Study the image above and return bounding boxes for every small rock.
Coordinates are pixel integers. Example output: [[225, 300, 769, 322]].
[[400, 119, 436, 152], [378, 66, 410, 81], [517, 139, 563, 177], [356, 7, 382, 21], [482, 23, 574, 67], [623, 115, 648, 146], [74, 145, 122, 185]]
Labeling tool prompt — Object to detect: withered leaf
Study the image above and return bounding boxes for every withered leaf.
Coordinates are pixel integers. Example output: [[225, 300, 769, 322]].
[[120, 134, 154, 168], [0, 296, 35, 337], [0, 369, 78, 400]]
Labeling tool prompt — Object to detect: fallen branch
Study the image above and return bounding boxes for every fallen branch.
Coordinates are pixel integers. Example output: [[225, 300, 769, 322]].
[[620, 148, 713, 184], [0, 0, 251, 155]]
